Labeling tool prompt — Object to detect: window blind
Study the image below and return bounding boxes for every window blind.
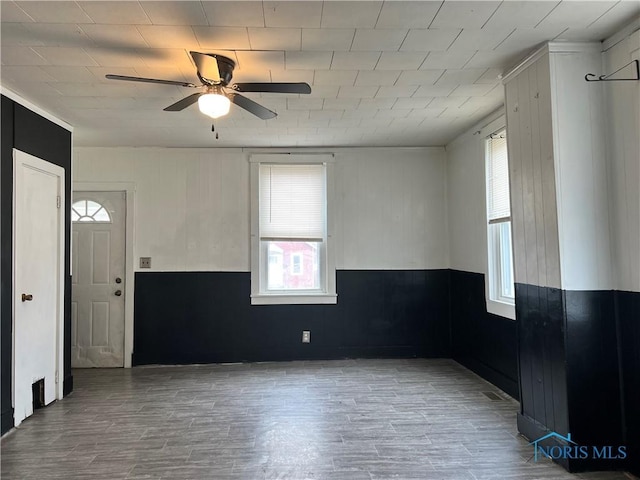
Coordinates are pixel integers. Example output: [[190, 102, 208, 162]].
[[487, 133, 511, 222], [259, 164, 325, 241]]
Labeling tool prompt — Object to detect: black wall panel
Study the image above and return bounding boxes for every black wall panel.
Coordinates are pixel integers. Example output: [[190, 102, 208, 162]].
[[133, 270, 451, 365], [450, 270, 518, 399], [565, 290, 623, 446], [516, 282, 635, 472], [516, 283, 568, 435], [617, 290, 640, 476], [0, 95, 73, 434], [1, 96, 15, 434]]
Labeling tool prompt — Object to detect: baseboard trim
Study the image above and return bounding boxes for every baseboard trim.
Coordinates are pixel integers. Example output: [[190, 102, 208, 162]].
[[517, 413, 631, 473], [517, 413, 571, 470], [455, 356, 519, 400], [63, 375, 73, 396], [1, 408, 14, 435], [133, 348, 446, 366]]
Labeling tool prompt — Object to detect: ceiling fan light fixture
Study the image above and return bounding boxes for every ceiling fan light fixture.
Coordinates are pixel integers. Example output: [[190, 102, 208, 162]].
[[198, 93, 230, 119]]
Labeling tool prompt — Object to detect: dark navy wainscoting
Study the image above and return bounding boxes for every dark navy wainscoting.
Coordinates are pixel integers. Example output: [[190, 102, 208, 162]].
[[1, 96, 15, 435], [449, 270, 518, 399], [564, 290, 622, 447], [516, 283, 632, 472], [617, 290, 640, 476], [0, 95, 73, 435], [133, 270, 451, 365], [515, 283, 569, 438]]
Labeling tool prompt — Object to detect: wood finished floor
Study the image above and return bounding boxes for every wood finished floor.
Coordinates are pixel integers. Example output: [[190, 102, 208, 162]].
[[0, 359, 634, 480]]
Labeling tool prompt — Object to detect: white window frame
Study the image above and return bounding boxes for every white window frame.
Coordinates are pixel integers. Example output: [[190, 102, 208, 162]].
[[290, 252, 303, 276], [488, 221, 515, 299], [485, 130, 516, 320], [250, 154, 337, 305]]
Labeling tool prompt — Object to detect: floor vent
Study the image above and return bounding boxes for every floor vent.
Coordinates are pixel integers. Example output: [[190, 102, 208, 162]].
[[482, 391, 503, 401]]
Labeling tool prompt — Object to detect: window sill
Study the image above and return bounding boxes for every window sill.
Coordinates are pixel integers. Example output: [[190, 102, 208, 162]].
[[251, 293, 337, 305], [486, 298, 516, 320]]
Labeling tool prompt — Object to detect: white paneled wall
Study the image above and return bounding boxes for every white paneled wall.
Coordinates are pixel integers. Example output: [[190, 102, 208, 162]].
[[549, 47, 612, 291], [504, 43, 614, 291], [603, 28, 640, 293], [445, 111, 522, 319], [74, 147, 448, 272], [448, 32, 639, 295], [74, 148, 250, 271], [335, 148, 448, 270], [505, 52, 561, 289], [446, 117, 498, 275]]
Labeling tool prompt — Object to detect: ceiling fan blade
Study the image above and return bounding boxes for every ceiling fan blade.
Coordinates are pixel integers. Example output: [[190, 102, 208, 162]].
[[228, 92, 277, 120], [190, 51, 220, 84], [231, 82, 312, 94], [105, 74, 197, 88], [164, 93, 203, 112]]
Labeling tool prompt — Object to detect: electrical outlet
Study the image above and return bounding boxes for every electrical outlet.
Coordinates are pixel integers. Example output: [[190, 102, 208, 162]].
[[139, 257, 151, 269], [302, 331, 311, 343]]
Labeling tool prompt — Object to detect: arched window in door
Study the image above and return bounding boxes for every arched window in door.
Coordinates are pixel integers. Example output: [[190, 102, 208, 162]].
[[71, 200, 111, 223]]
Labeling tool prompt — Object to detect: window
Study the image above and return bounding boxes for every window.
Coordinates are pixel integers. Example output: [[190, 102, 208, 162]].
[[250, 155, 336, 305], [486, 131, 515, 307], [290, 252, 303, 275], [71, 200, 111, 222]]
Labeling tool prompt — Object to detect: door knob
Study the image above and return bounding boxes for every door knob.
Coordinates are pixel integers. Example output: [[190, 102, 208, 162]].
[[22, 294, 33, 302], [114, 290, 122, 297], [115, 277, 122, 284]]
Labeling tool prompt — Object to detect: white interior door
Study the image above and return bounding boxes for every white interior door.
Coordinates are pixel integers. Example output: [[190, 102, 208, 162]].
[[71, 191, 126, 368], [13, 150, 65, 427]]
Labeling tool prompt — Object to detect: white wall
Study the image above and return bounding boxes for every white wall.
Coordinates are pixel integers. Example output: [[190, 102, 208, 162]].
[[73, 146, 448, 272], [549, 45, 612, 291], [335, 148, 448, 270], [74, 148, 249, 271], [446, 112, 504, 275], [446, 110, 518, 319], [502, 43, 619, 291], [603, 27, 640, 293]]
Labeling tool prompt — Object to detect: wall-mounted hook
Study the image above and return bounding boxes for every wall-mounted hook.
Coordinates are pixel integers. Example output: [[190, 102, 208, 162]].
[[585, 59, 639, 82]]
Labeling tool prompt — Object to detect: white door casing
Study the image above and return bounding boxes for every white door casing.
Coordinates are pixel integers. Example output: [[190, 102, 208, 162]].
[[71, 191, 126, 368], [13, 149, 65, 427]]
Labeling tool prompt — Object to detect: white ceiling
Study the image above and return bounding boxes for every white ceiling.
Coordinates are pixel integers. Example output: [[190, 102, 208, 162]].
[[1, 1, 638, 148]]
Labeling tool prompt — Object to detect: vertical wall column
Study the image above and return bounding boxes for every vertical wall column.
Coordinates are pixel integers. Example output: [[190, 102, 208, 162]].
[[504, 43, 624, 472], [601, 25, 640, 477], [504, 47, 569, 456]]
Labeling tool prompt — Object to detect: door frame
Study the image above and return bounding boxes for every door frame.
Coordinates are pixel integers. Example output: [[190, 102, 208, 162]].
[[12, 149, 65, 404], [73, 182, 135, 368]]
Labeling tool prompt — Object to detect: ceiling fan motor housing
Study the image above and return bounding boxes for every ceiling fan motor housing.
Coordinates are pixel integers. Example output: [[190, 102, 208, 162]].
[[207, 54, 236, 86]]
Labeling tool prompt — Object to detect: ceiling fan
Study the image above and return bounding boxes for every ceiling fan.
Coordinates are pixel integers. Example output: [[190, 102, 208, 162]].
[[105, 51, 311, 120]]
